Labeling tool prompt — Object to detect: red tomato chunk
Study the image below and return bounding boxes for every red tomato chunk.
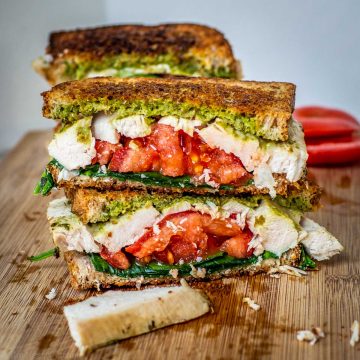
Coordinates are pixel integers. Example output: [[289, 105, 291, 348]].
[[125, 211, 254, 265], [93, 124, 251, 186]]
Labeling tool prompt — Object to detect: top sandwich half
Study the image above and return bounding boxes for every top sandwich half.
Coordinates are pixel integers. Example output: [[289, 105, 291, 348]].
[[33, 23, 240, 85], [37, 76, 314, 201]]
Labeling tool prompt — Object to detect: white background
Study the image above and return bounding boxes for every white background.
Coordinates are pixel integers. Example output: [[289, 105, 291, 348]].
[[0, 0, 359, 153]]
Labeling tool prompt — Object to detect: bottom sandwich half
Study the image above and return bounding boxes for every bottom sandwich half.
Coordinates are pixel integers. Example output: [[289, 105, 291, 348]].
[[48, 189, 343, 290]]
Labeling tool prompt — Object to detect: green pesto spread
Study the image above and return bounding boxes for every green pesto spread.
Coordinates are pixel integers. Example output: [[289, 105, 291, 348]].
[[62, 53, 236, 81], [51, 99, 258, 138], [104, 194, 260, 222]]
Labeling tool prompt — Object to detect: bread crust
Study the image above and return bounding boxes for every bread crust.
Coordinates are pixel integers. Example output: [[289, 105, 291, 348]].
[[47, 23, 235, 64], [42, 77, 295, 140], [64, 246, 302, 290]]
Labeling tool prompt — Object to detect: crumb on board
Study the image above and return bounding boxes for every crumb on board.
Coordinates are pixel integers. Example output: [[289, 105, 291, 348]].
[[242, 297, 260, 311], [45, 288, 57, 300], [296, 327, 325, 345], [267, 265, 307, 277], [270, 273, 281, 279], [350, 320, 359, 347]]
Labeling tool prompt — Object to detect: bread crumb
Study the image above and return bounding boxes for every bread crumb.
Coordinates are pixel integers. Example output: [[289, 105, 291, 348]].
[[270, 273, 280, 279], [169, 269, 178, 279], [180, 278, 189, 287], [45, 288, 57, 300], [135, 276, 144, 290], [190, 264, 206, 278], [243, 297, 260, 311], [269, 265, 307, 277], [350, 320, 359, 347], [296, 327, 325, 345]]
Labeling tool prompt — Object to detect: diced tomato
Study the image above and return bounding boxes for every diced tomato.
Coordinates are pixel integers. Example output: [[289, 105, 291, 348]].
[[154, 235, 198, 264], [149, 124, 186, 176], [108, 140, 158, 172], [126, 211, 254, 264], [293, 106, 359, 138], [153, 249, 176, 265], [168, 236, 199, 263], [182, 132, 249, 185], [207, 149, 249, 184], [92, 124, 251, 185], [126, 211, 210, 259], [220, 229, 254, 258], [306, 135, 360, 165], [92, 140, 122, 165], [100, 246, 130, 270], [203, 218, 242, 237], [181, 132, 209, 176]]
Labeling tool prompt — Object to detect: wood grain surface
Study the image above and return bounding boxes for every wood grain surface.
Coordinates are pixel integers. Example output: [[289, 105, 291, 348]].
[[0, 131, 359, 360]]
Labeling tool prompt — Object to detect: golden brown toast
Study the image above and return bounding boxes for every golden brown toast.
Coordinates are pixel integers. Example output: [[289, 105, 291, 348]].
[[42, 77, 296, 141], [34, 23, 239, 84]]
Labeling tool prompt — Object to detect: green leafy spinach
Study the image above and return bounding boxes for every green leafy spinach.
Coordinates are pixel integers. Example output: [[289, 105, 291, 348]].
[[28, 247, 59, 262], [89, 252, 261, 278], [33, 169, 55, 196], [299, 246, 317, 270]]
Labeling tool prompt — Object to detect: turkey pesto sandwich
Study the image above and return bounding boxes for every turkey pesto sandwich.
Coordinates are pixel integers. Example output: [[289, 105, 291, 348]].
[[35, 76, 318, 203], [33, 23, 240, 85], [45, 189, 343, 290]]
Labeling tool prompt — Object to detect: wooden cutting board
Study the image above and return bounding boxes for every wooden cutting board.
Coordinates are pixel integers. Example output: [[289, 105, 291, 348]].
[[0, 131, 359, 360]]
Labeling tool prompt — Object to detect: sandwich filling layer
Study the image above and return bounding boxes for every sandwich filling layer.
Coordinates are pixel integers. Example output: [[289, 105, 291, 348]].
[[46, 115, 307, 197], [48, 197, 342, 278], [35, 55, 236, 83]]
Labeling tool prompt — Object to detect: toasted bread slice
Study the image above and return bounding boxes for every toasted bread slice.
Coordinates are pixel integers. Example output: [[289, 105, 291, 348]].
[[34, 23, 239, 84], [63, 247, 302, 290], [42, 77, 296, 141], [64, 283, 210, 355], [64, 184, 321, 224]]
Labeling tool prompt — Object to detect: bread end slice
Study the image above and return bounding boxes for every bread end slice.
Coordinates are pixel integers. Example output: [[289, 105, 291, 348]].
[[64, 282, 210, 355]]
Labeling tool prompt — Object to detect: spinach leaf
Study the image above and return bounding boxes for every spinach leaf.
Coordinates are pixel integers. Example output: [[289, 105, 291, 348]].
[[299, 246, 316, 270], [78, 164, 238, 190], [262, 250, 278, 260], [33, 169, 55, 196], [89, 252, 259, 278], [28, 247, 59, 262], [49, 158, 64, 169], [45, 160, 255, 192]]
